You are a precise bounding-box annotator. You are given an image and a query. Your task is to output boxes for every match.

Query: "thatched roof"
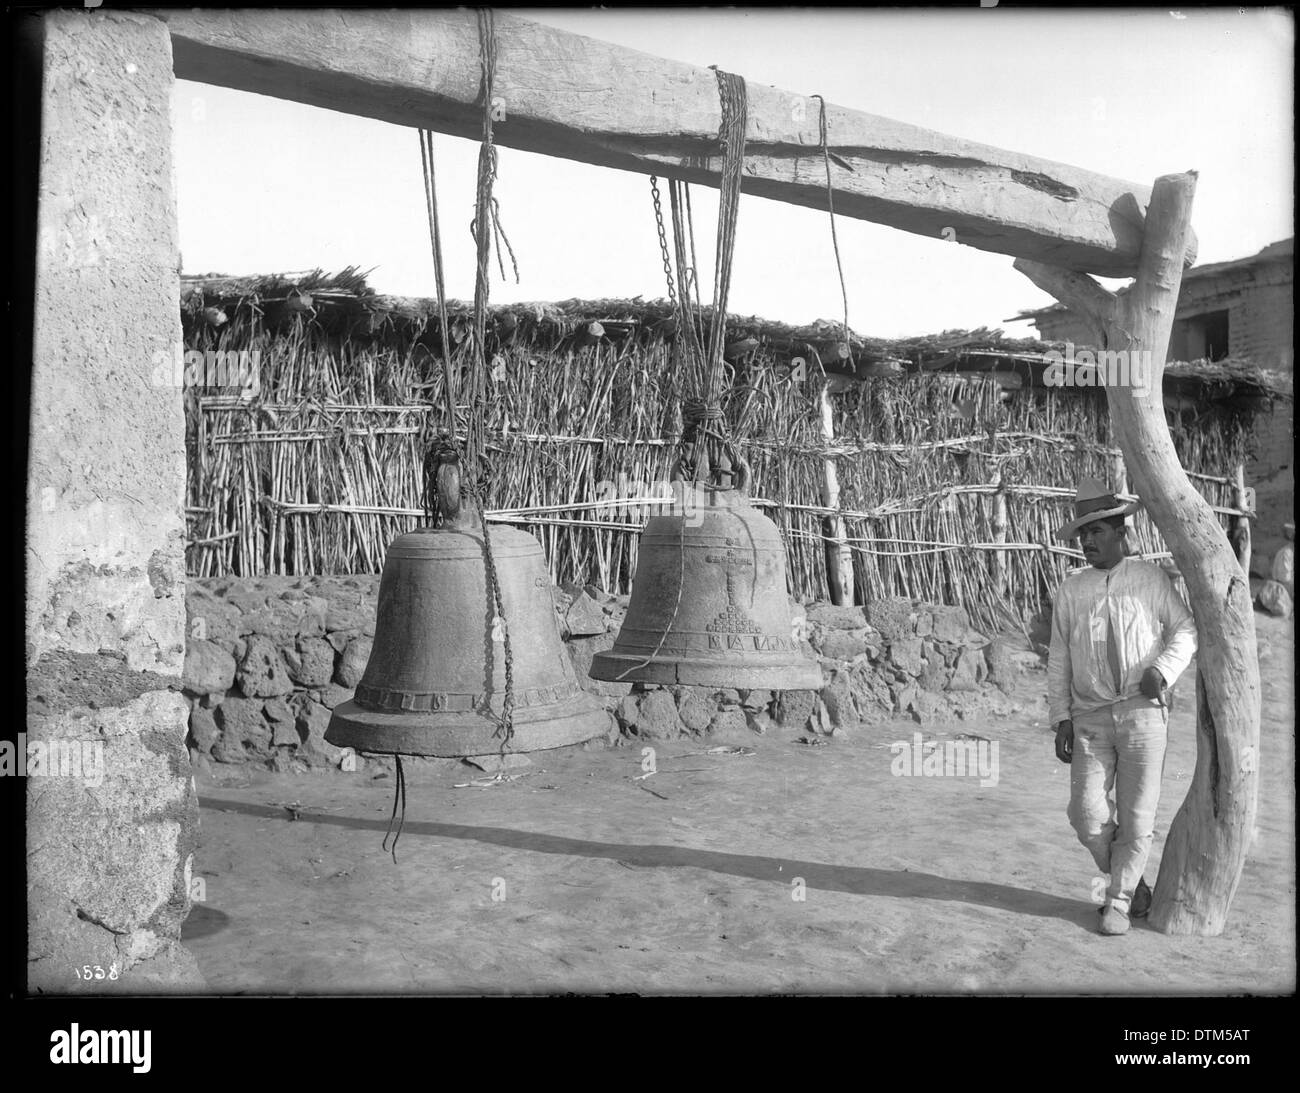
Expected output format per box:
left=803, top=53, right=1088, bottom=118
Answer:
left=180, top=268, right=1291, bottom=405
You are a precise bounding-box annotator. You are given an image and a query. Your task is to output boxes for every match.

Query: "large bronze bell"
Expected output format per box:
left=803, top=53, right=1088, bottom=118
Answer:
left=327, top=487, right=610, bottom=757
left=589, top=480, right=823, bottom=690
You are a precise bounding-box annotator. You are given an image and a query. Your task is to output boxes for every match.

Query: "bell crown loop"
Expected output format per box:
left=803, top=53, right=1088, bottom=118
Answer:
left=677, top=401, right=750, bottom=496
left=426, top=435, right=484, bottom=530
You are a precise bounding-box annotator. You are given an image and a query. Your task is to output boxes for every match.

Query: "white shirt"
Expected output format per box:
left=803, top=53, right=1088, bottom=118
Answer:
left=1047, top=556, right=1197, bottom=726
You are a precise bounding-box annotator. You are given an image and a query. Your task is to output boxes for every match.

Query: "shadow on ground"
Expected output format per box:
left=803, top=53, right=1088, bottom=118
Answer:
left=200, top=796, right=1092, bottom=924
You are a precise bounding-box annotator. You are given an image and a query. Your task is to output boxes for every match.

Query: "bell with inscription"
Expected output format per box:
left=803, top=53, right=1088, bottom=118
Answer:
left=589, top=465, right=822, bottom=690
left=327, top=470, right=610, bottom=757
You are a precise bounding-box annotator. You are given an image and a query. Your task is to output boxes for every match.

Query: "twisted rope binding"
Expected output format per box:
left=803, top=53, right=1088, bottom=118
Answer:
left=472, top=8, right=515, bottom=753
left=678, top=400, right=747, bottom=493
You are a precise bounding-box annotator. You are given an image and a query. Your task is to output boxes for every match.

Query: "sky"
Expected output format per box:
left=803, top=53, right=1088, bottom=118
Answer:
left=172, top=7, right=1294, bottom=339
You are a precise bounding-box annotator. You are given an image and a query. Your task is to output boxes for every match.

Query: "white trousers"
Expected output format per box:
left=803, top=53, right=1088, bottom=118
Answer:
left=1068, top=696, right=1168, bottom=913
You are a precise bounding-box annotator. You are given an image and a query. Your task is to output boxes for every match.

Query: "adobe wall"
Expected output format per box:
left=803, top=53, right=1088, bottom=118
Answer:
left=26, top=10, right=201, bottom=992
left=1248, top=403, right=1295, bottom=558
left=1229, top=282, right=1294, bottom=371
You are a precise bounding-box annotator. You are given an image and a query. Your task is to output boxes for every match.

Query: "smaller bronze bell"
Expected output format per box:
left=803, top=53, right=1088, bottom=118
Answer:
left=590, top=473, right=822, bottom=690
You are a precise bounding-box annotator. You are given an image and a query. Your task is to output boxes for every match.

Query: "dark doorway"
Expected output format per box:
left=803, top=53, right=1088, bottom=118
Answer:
left=1170, top=308, right=1232, bottom=362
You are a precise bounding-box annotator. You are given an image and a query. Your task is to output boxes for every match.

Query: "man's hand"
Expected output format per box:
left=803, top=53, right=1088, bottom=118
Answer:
left=1054, top=720, right=1074, bottom=764
left=1140, top=667, right=1167, bottom=705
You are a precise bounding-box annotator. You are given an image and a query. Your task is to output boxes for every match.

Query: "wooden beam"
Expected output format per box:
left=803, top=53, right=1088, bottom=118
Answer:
left=153, top=8, right=1195, bottom=277
left=1016, top=173, right=1260, bottom=937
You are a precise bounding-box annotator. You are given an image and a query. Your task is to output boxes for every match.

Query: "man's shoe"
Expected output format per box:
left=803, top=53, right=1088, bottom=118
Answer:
left=1099, top=904, right=1131, bottom=936
left=1131, top=878, right=1152, bottom=919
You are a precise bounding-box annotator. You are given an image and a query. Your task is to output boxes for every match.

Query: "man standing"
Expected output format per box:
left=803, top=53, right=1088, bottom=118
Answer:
left=1049, top=478, right=1198, bottom=936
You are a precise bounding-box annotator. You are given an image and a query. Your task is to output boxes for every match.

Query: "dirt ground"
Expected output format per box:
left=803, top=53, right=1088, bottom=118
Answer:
left=182, top=614, right=1294, bottom=995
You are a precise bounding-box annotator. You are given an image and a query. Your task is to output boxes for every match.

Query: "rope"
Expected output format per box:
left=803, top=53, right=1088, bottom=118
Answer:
left=381, top=754, right=406, bottom=863
left=403, top=11, right=515, bottom=778
left=478, top=493, right=515, bottom=753
left=705, top=67, right=747, bottom=400
left=464, top=8, right=522, bottom=474
left=812, top=95, right=851, bottom=355
left=668, top=180, right=708, bottom=384
left=417, top=128, right=460, bottom=521
left=646, top=70, right=747, bottom=489
left=472, top=8, right=515, bottom=752
left=467, top=7, right=498, bottom=483
left=490, top=197, right=520, bottom=285
left=684, top=183, right=703, bottom=314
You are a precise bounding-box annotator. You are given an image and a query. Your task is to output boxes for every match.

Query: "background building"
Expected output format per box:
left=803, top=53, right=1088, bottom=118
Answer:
left=1015, top=238, right=1294, bottom=557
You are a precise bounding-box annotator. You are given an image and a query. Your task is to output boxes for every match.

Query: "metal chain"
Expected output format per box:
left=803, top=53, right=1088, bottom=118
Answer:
left=652, top=175, right=706, bottom=423
left=649, top=176, right=678, bottom=309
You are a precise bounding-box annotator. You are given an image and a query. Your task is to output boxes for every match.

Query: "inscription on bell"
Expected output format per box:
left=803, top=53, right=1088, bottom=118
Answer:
left=709, top=633, right=794, bottom=652
left=704, top=551, right=753, bottom=568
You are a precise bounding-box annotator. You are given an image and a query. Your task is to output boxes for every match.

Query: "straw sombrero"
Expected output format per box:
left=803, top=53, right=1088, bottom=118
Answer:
left=1055, top=477, right=1143, bottom=540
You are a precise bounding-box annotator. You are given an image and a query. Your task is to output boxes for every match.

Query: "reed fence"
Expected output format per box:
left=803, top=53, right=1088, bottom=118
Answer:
left=183, top=314, right=1258, bottom=633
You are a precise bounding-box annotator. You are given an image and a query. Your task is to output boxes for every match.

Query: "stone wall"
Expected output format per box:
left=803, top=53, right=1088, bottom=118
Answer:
left=26, top=11, right=200, bottom=993
left=183, top=576, right=1027, bottom=771
left=184, top=574, right=379, bottom=774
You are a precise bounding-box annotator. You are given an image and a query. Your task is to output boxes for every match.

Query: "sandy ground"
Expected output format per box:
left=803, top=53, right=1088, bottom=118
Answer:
left=182, top=615, right=1294, bottom=995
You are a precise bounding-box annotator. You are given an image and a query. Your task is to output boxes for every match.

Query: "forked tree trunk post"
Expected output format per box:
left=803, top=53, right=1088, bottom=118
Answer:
left=1015, top=172, right=1260, bottom=936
